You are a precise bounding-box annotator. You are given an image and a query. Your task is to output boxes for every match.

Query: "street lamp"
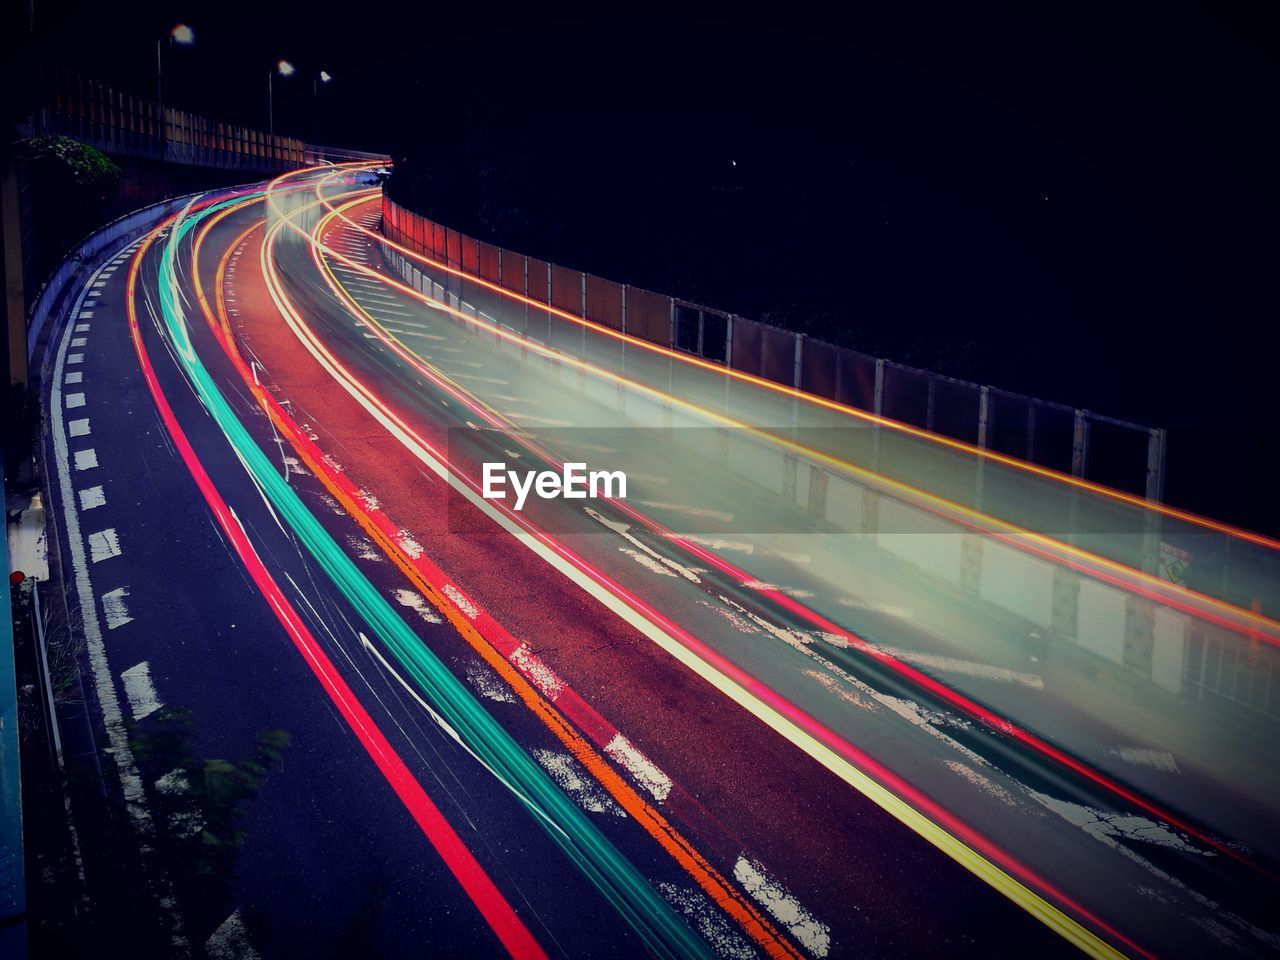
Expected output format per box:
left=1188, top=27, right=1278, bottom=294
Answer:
left=268, top=59, right=295, bottom=135
left=156, top=23, right=194, bottom=136
left=314, top=69, right=333, bottom=97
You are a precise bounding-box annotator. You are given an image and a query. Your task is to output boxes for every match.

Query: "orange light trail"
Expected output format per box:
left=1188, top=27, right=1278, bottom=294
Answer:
left=313, top=176, right=1280, bottom=555
left=262, top=167, right=1159, bottom=958
left=292, top=183, right=1280, bottom=647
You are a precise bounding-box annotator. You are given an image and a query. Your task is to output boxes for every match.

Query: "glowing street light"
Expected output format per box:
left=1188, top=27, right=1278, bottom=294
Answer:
left=156, top=23, right=195, bottom=135
left=268, top=60, right=296, bottom=135
left=314, top=69, right=333, bottom=96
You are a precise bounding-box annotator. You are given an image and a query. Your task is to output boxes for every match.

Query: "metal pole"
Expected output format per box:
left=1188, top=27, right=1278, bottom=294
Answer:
left=1071, top=409, right=1091, bottom=477
left=977, top=385, right=991, bottom=449
left=156, top=38, right=163, bottom=132
left=32, top=581, right=63, bottom=768
left=268, top=70, right=273, bottom=135
left=1145, top=427, right=1167, bottom=503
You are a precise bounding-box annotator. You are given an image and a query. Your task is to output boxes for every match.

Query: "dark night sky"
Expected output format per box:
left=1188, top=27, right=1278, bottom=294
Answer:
left=12, top=3, right=1280, bottom=532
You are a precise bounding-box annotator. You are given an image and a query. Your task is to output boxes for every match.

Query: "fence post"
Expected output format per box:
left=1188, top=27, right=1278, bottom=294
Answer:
left=1026, top=401, right=1037, bottom=462
left=725, top=315, right=733, bottom=367
left=1071, top=409, right=1091, bottom=477
left=873, top=358, right=885, bottom=417
left=793, top=334, right=804, bottom=389
left=978, top=385, right=991, bottom=448
left=1146, top=427, right=1167, bottom=503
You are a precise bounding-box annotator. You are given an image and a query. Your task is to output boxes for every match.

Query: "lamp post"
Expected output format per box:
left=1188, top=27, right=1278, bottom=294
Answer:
left=156, top=23, right=194, bottom=140
left=310, top=70, right=333, bottom=140
left=268, top=59, right=295, bottom=135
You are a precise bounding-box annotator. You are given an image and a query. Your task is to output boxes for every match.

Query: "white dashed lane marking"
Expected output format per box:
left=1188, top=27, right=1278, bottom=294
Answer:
left=65, top=392, right=85, bottom=408
left=101, top=587, right=134, bottom=630
left=120, top=661, right=162, bottom=720
left=78, top=486, right=106, bottom=510
left=73, top=449, right=98, bottom=470
left=87, top=528, right=122, bottom=563
left=71, top=338, right=87, bottom=347
left=68, top=418, right=91, bottom=437
left=68, top=354, right=84, bottom=364
left=64, top=371, right=82, bottom=384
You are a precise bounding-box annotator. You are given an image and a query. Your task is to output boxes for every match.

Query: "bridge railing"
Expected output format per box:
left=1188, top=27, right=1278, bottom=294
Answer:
left=27, top=67, right=307, bottom=173
left=380, top=196, right=1166, bottom=502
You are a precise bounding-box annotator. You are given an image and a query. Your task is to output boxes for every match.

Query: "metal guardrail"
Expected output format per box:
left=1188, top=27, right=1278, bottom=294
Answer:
left=305, top=144, right=391, bottom=165
left=381, top=197, right=1167, bottom=500
left=28, top=67, right=305, bottom=173
left=22, top=68, right=390, bottom=176
left=25, top=192, right=206, bottom=366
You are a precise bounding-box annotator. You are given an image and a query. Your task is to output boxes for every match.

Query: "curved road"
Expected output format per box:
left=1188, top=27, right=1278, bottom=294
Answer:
left=33, top=164, right=1280, bottom=958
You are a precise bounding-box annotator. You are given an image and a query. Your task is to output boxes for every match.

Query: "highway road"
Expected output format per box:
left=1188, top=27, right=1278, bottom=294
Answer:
left=33, top=163, right=1280, bottom=958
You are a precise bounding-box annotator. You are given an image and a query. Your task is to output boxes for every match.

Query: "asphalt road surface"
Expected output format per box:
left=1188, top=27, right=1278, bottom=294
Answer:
left=32, top=164, right=1280, bottom=959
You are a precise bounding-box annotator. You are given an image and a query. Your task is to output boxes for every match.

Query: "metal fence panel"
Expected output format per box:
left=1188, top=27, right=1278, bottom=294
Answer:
left=461, top=235, right=480, bottom=274
left=760, top=325, right=798, bottom=387
left=731, top=317, right=766, bottom=378
left=931, top=377, right=982, bottom=444
left=445, top=228, right=462, bottom=269
left=551, top=264, right=583, bottom=315
left=478, top=242, right=501, bottom=283
left=501, top=250, right=527, bottom=294
left=626, top=287, right=672, bottom=347
left=986, top=388, right=1035, bottom=461
left=701, top=311, right=729, bottom=363
left=882, top=362, right=931, bottom=426
left=585, top=275, right=624, bottom=331
left=674, top=303, right=700, bottom=353
left=526, top=257, right=550, bottom=303
left=835, top=348, right=879, bottom=411
left=801, top=337, right=839, bottom=400
left=1085, top=418, right=1151, bottom=496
